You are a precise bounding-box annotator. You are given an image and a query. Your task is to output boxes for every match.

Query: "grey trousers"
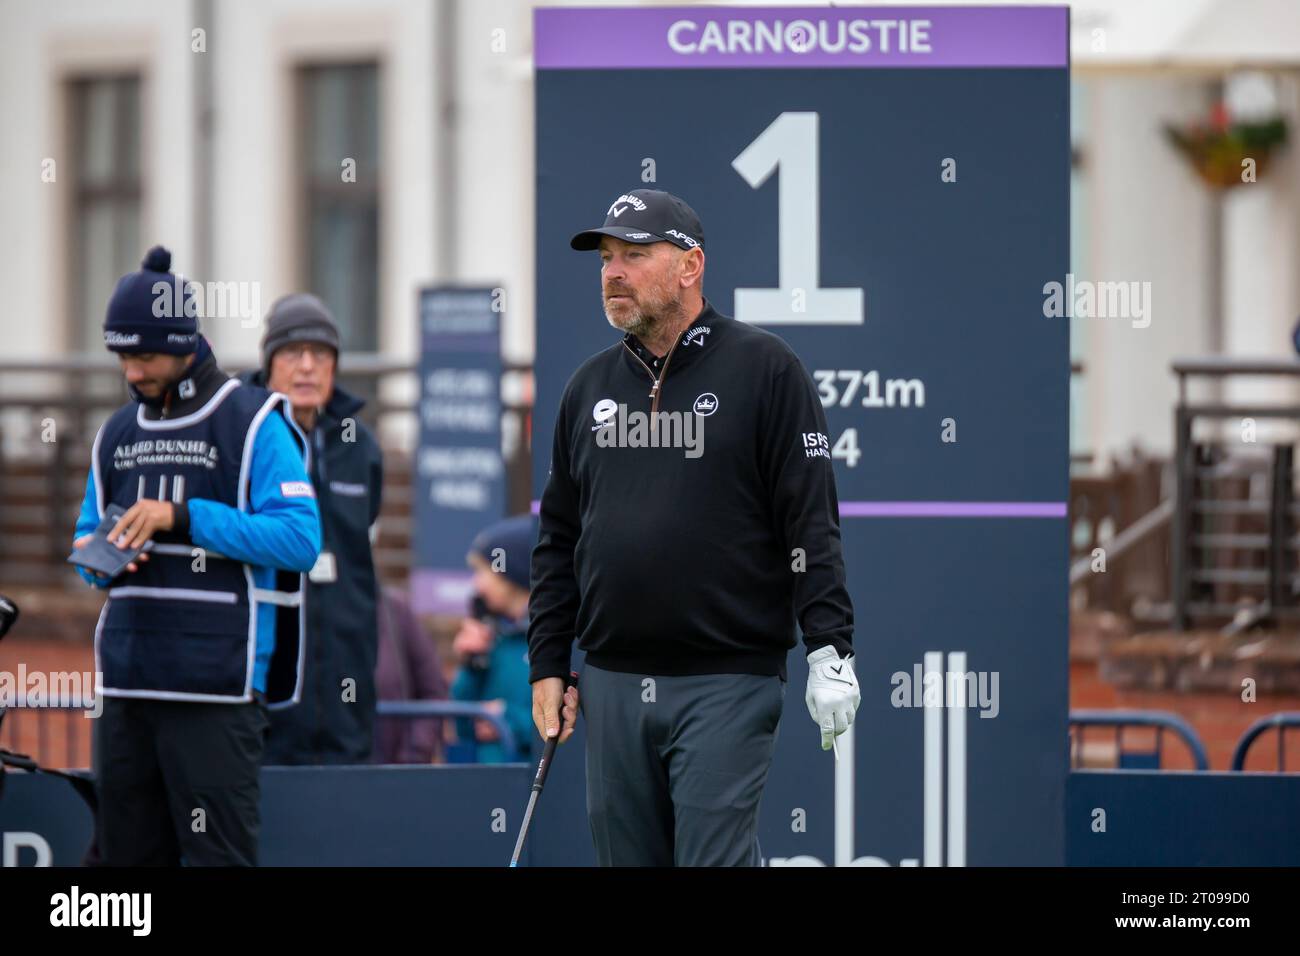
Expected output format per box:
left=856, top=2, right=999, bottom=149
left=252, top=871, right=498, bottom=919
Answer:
left=580, top=662, right=785, bottom=867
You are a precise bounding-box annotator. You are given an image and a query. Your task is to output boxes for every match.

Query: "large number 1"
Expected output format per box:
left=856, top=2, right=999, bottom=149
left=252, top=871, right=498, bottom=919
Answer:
left=731, top=112, right=865, bottom=326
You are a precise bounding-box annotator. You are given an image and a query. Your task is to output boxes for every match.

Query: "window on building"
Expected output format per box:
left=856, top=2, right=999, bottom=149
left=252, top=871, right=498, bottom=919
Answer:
left=70, top=75, right=142, bottom=352
left=299, top=63, right=381, bottom=353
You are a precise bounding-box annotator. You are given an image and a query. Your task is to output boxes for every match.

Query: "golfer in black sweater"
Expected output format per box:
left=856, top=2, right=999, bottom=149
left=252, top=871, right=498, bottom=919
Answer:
left=529, top=189, right=859, bottom=866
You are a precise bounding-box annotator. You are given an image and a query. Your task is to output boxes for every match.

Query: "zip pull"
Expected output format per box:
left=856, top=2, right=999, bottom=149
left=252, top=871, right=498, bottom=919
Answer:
left=649, top=335, right=681, bottom=416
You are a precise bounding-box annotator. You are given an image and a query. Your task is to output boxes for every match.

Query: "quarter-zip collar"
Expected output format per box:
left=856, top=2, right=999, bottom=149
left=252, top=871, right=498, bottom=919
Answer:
left=619, top=298, right=727, bottom=413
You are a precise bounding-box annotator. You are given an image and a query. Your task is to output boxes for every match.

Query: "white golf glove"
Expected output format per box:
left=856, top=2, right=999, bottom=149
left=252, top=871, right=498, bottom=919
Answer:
left=805, top=645, right=860, bottom=751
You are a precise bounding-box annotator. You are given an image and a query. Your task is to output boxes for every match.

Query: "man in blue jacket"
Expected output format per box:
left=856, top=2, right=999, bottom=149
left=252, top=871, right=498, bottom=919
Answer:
left=72, top=247, right=321, bottom=866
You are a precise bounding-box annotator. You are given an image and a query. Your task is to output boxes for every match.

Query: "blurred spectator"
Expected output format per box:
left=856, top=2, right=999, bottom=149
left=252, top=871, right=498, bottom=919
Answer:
left=373, top=586, right=448, bottom=764
left=247, top=294, right=384, bottom=765
left=450, top=515, right=537, bottom=763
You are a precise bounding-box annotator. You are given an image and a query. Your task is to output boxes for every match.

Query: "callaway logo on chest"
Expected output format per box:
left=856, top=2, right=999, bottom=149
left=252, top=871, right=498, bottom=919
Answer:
left=682, top=325, right=710, bottom=347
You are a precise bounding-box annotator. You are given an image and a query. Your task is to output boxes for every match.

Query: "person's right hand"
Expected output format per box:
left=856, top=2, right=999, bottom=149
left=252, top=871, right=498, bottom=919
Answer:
left=531, top=677, right=578, bottom=744
left=73, top=533, right=149, bottom=576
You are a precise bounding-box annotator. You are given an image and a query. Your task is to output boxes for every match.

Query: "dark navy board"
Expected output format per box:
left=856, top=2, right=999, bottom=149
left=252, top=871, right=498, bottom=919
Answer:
left=7, top=765, right=1300, bottom=866
left=535, top=69, right=1069, bottom=500
left=0, top=767, right=529, bottom=867
left=1066, top=771, right=1300, bottom=867
left=258, top=764, right=530, bottom=866
left=759, top=519, right=1069, bottom=865
left=412, top=287, right=506, bottom=615
left=536, top=60, right=1069, bottom=864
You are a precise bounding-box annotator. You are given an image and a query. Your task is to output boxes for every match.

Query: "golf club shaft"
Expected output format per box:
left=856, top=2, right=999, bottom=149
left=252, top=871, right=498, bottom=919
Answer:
left=509, top=669, right=579, bottom=866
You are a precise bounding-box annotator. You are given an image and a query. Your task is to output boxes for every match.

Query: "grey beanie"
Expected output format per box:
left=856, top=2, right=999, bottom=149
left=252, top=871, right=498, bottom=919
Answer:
left=260, top=293, right=341, bottom=373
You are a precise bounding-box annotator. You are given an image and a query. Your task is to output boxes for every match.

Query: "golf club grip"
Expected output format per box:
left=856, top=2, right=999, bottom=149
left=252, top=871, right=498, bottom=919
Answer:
left=531, top=669, right=579, bottom=791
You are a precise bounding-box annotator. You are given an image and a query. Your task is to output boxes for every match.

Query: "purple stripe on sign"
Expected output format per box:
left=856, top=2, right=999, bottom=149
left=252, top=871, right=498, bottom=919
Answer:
left=534, top=6, right=1068, bottom=70
left=839, top=501, right=1067, bottom=518
left=528, top=499, right=1066, bottom=518
left=409, top=568, right=476, bottom=616
left=418, top=333, right=500, bottom=353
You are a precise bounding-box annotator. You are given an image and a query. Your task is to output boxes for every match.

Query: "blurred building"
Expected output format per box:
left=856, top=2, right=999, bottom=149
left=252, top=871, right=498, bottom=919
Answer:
left=2, top=0, right=1299, bottom=467
left=0, top=0, right=542, bottom=460
left=1069, top=0, right=1300, bottom=465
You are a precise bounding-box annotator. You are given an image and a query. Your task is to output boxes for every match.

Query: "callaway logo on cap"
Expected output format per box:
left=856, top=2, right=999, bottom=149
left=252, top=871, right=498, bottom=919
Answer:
left=570, top=189, right=705, bottom=253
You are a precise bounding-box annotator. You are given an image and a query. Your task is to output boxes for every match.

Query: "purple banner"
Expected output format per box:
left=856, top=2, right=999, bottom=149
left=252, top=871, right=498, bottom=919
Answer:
left=410, top=568, right=476, bottom=616
left=534, top=5, right=1068, bottom=70
left=531, top=499, right=1067, bottom=518
left=838, top=501, right=1067, bottom=518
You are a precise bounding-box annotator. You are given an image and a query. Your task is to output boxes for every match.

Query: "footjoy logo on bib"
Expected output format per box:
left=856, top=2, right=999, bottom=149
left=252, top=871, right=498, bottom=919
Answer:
left=280, top=481, right=316, bottom=498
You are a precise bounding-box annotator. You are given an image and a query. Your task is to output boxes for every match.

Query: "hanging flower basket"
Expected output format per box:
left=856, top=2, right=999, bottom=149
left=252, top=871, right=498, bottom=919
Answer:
left=1164, top=103, right=1288, bottom=190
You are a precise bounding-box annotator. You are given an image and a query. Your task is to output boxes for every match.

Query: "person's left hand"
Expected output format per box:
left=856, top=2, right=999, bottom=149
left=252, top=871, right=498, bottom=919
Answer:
left=108, top=499, right=175, bottom=551
left=453, top=618, right=494, bottom=658
left=805, top=646, right=860, bottom=751
left=73, top=532, right=149, bottom=577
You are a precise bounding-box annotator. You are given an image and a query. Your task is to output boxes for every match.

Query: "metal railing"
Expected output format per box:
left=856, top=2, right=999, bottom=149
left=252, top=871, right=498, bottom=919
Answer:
left=1069, top=498, right=1173, bottom=587
left=0, top=354, right=535, bottom=585
left=1230, top=712, right=1300, bottom=772
left=1069, top=709, right=1210, bottom=771
left=1, top=697, right=518, bottom=769
left=375, top=699, right=519, bottom=759
left=1170, top=358, right=1300, bottom=630
left=0, top=701, right=94, bottom=771
left=1068, top=451, right=1171, bottom=617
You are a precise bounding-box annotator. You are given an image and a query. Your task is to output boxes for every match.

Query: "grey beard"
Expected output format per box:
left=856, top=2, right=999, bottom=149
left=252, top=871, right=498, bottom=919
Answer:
left=604, top=295, right=684, bottom=341
left=606, top=306, right=656, bottom=339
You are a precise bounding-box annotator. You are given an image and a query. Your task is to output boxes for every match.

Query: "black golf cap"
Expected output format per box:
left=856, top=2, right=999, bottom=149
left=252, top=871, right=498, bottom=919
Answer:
left=570, top=189, right=704, bottom=252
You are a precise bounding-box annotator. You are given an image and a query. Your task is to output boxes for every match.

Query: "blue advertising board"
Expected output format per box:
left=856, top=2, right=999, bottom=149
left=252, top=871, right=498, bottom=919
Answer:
left=411, top=286, right=506, bottom=615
